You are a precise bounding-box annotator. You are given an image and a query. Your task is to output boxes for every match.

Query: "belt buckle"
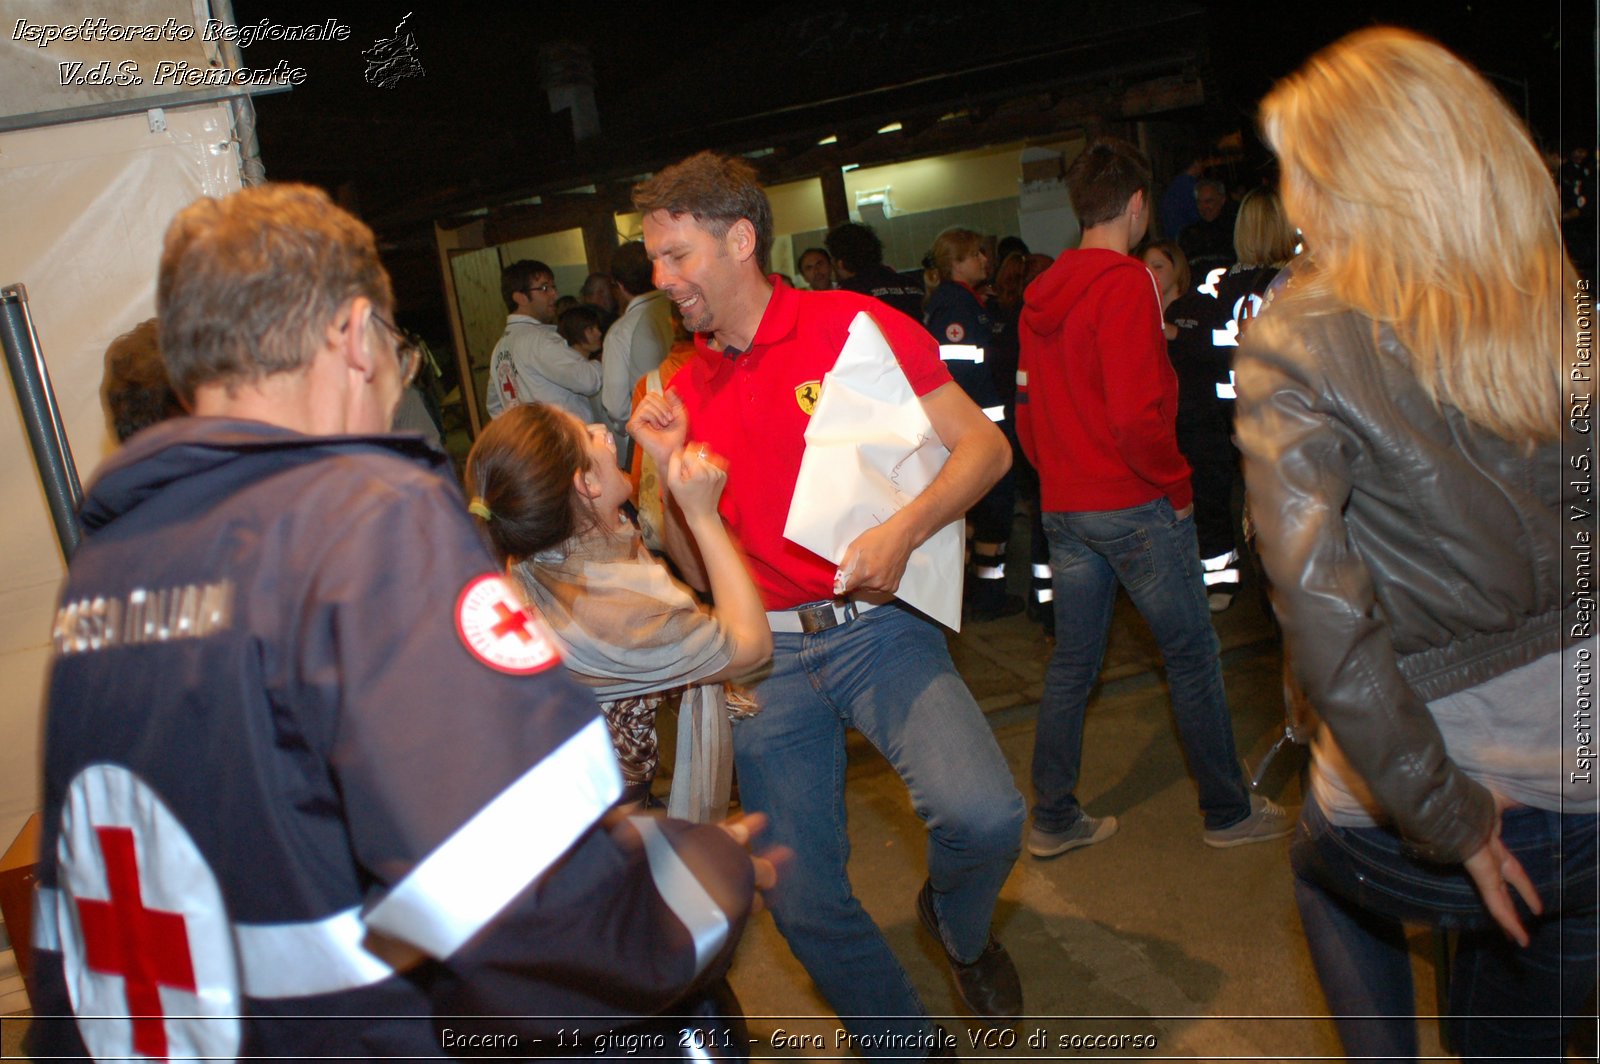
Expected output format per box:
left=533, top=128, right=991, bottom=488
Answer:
left=796, top=600, right=858, bottom=633
left=796, top=602, right=836, bottom=633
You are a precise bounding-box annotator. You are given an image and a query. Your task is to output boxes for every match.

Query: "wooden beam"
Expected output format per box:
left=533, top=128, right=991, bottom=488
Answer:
left=753, top=74, right=1195, bottom=189
left=819, top=167, right=850, bottom=230
left=1117, top=75, right=1205, bottom=117
left=581, top=208, right=620, bottom=275
left=483, top=194, right=605, bottom=246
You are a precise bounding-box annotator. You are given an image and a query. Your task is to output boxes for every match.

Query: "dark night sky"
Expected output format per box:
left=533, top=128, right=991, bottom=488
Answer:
left=227, top=0, right=1591, bottom=336
left=231, top=0, right=1588, bottom=203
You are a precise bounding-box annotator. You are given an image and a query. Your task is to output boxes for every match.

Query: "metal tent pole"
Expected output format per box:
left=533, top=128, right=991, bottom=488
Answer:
left=1, top=284, right=83, bottom=561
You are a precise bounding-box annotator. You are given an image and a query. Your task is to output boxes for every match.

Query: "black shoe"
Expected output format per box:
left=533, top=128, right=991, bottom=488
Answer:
left=916, top=879, right=1022, bottom=1023
left=965, top=593, right=1025, bottom=623
left=1025, top=595, right=1055, bottom=637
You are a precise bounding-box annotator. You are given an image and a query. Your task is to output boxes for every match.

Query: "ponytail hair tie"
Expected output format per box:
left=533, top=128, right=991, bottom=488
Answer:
left=468, top=497, right=494, bottom=521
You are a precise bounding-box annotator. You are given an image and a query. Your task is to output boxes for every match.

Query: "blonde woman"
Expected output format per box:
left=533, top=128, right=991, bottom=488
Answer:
left=925, top=227, right=1019, bottom=620
left=1185, top=188, right=1298, bottom=611
left=1237, top=28, right=1594, bottom=1060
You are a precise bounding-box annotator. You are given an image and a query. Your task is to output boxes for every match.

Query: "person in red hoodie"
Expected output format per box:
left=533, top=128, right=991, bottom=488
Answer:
left=1016, top=137, right=1291, bottom=857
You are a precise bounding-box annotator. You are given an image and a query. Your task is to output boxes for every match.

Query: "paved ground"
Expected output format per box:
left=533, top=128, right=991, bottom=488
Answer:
left=715, top=507, right=1600, bottom=1061
left=0, top=530, right=1485, bottom=1061
left=718, top=549, right=1448, bottom=1061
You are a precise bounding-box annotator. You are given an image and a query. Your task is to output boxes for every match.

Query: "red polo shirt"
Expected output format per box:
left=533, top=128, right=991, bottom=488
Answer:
left=671, top=281, right=951, bottom=610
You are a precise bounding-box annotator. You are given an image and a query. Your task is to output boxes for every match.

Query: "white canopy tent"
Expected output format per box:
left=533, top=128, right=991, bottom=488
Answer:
left=0, top=0, right=260, bottom=970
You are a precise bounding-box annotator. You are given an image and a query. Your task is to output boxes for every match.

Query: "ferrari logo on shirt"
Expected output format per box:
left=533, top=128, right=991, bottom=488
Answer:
left=795, top=380, right=822, bottom=415
left=455, top=574, right=561, bottom=674
left=945, top=322, right=966, bottom=343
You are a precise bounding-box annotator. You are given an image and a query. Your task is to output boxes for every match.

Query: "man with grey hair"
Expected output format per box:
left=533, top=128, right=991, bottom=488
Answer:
left=27, top=183, right=766, bottom=1061
left=1179, top=176, right=1237, bottom=277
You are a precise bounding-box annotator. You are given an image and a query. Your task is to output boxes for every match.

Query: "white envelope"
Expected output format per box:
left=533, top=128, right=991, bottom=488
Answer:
left=783, top=312, right=964, bottom=630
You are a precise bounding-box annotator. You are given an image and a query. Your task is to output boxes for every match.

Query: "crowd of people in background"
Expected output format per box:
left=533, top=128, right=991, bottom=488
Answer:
left=477, top=147, right=1312, bottom=645
left=56, top=23, right=1597, bottom=1064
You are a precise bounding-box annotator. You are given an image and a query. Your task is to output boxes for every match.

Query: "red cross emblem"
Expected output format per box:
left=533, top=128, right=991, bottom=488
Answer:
left=55, top=764, right=241, bottom=1060
left=76, top=827, right=196, bottom=1060
left=455, top=573, right=561, bottom=674
left=490, top=601, right=535, bottom=643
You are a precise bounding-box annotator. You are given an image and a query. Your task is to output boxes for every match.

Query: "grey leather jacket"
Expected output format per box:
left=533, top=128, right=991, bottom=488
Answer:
left=1236, top=284, right=1579, bottom=863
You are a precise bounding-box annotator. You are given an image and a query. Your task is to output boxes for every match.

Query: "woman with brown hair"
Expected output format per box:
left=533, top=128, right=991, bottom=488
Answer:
left=1237, top=27, right=1594, bottom=1060
left=1138, top=240, right=1189, bottom=328
left=465, top=403, right=771, bottom=813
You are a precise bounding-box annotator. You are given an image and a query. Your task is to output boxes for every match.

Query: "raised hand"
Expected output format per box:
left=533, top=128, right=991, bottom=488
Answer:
left=628, top=391, right=688, bottom=469
left=666, top=443, right=728, bottom=521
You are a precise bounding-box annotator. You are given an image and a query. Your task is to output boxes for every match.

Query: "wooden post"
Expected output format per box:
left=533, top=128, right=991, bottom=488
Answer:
left=820, top=167, right=850, bottom=230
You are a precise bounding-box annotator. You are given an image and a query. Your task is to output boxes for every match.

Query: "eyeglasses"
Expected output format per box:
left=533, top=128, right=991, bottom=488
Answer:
left=370, top=311, right=422, bottom=388
left=525, top=283, right=557, bottom=294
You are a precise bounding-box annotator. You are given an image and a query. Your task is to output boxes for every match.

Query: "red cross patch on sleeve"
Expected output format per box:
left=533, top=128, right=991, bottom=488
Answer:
left=945, top=322, right=966, bottom=343
left=455, top=574, right=562, bottom=674
left=54, top=764, right=241, bottom=1060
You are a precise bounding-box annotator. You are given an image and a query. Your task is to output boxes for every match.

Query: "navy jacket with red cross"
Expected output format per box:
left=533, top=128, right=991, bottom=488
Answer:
left=923, top=280, right=1003, bottom=422
left=27, top=418, right=753, bottom=1061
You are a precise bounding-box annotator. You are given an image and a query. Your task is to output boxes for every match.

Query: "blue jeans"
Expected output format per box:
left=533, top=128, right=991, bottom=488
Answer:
left=1032, top=499, right=1251, bottom=831
left=735, top=603, right=1024, bottom=1052
left=1293, top=795, right=1598, bottom=1062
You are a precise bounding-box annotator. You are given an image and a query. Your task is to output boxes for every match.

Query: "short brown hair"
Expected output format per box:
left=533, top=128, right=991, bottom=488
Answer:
left=557, top=304, right=604, bottom=348
left=1066, top=138, right=1152, bottom=230
left=101, top=318, right=184, bottom=442
left=501, top=259, right=553, bottom=312
left=157, top=184, right=392, bottom=405
left=632, top=151, right=774, bottom=272
left=610, top=241, right=654, bottom=296
left=825, top=222, right=884, bottom=273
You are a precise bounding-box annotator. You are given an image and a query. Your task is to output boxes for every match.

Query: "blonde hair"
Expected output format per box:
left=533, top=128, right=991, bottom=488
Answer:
left=1232, top=188, right=1297, bottom=268
left=931, top=227, right=983, bottom=281
left=1260, top=26, right=1577, bottom=441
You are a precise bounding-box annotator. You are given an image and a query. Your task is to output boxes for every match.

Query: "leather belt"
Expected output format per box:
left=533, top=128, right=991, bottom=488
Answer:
left=766, top=599, right=880, bottom=634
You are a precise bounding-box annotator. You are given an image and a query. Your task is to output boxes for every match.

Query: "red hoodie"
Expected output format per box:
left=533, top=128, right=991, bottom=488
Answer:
left=1017, top=248, right=1193, bottom=512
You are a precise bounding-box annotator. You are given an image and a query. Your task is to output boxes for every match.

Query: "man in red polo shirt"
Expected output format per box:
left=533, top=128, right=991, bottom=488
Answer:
left=629, top=152, right=1025, bottom=1052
